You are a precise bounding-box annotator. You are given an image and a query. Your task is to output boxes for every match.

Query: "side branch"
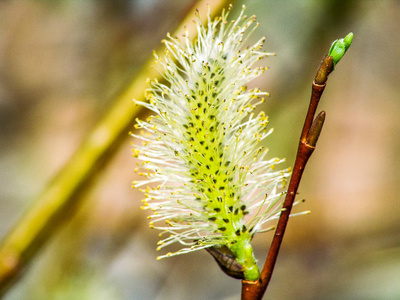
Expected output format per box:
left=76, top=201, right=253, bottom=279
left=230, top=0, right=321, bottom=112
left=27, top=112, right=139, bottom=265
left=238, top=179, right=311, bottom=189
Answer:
left=241, top=55, right=334, bottom=300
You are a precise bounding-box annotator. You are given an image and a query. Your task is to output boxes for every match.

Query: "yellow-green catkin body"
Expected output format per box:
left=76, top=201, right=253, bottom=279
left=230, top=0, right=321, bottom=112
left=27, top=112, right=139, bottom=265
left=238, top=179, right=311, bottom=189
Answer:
left=180, top=58, right=260, bottom=279
left=132, top=6, right=290, bottom=281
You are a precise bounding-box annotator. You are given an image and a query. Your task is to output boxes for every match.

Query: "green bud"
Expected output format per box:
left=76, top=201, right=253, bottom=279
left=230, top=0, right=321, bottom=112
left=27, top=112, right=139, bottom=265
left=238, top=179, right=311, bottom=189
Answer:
left=328, top=32, right=353, bottom=67
left=343, top=32, right=354, bottom=49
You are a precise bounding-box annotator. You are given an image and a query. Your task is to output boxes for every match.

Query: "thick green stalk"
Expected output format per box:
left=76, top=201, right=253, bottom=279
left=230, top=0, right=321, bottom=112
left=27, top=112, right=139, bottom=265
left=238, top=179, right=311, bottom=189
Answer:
left=0, top=0, right=231, bottom=295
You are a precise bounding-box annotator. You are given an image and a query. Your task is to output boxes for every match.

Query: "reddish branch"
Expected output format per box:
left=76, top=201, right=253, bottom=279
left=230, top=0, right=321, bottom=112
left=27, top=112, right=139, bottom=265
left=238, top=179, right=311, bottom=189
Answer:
left=241, top=55, right=334, bottom=300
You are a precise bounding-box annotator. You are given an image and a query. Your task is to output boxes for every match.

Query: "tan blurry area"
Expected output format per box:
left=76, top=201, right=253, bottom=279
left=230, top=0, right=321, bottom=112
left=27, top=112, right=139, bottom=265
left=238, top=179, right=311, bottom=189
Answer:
left=0, top=1, right=399, bottom=299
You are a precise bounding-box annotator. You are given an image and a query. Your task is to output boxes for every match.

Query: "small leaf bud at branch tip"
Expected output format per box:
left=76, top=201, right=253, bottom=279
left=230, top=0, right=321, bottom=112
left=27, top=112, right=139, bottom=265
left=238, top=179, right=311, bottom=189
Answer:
left=343, top=32, right=353, bottom=49
left=328, top=32, right=353, bottom=68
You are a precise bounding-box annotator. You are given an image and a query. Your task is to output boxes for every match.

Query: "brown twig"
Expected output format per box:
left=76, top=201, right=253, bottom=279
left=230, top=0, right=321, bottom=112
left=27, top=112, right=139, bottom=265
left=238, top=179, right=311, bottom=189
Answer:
left=241, top=55, right=334, bottom=300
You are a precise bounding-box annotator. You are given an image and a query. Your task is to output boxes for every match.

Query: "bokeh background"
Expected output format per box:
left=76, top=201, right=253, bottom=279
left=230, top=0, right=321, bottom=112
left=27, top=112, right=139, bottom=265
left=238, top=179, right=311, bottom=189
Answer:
left=1, top=0, right=399, bottom=299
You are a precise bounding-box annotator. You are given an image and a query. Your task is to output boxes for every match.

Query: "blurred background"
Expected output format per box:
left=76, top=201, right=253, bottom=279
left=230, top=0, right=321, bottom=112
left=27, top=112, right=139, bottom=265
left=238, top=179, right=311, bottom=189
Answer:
left=0, top=0, right=399, bottom=299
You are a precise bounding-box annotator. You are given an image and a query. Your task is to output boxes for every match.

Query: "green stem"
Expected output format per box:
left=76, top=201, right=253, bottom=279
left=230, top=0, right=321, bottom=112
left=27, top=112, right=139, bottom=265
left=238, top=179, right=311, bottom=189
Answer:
left=231, top=235, right=259, bottom=281
left=0, top=1, right=231, bottom=295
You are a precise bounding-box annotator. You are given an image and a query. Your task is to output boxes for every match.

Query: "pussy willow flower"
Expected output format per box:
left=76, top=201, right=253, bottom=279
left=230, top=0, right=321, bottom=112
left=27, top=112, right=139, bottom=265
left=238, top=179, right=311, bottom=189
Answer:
left=132, top=5, right=291, bottom=280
